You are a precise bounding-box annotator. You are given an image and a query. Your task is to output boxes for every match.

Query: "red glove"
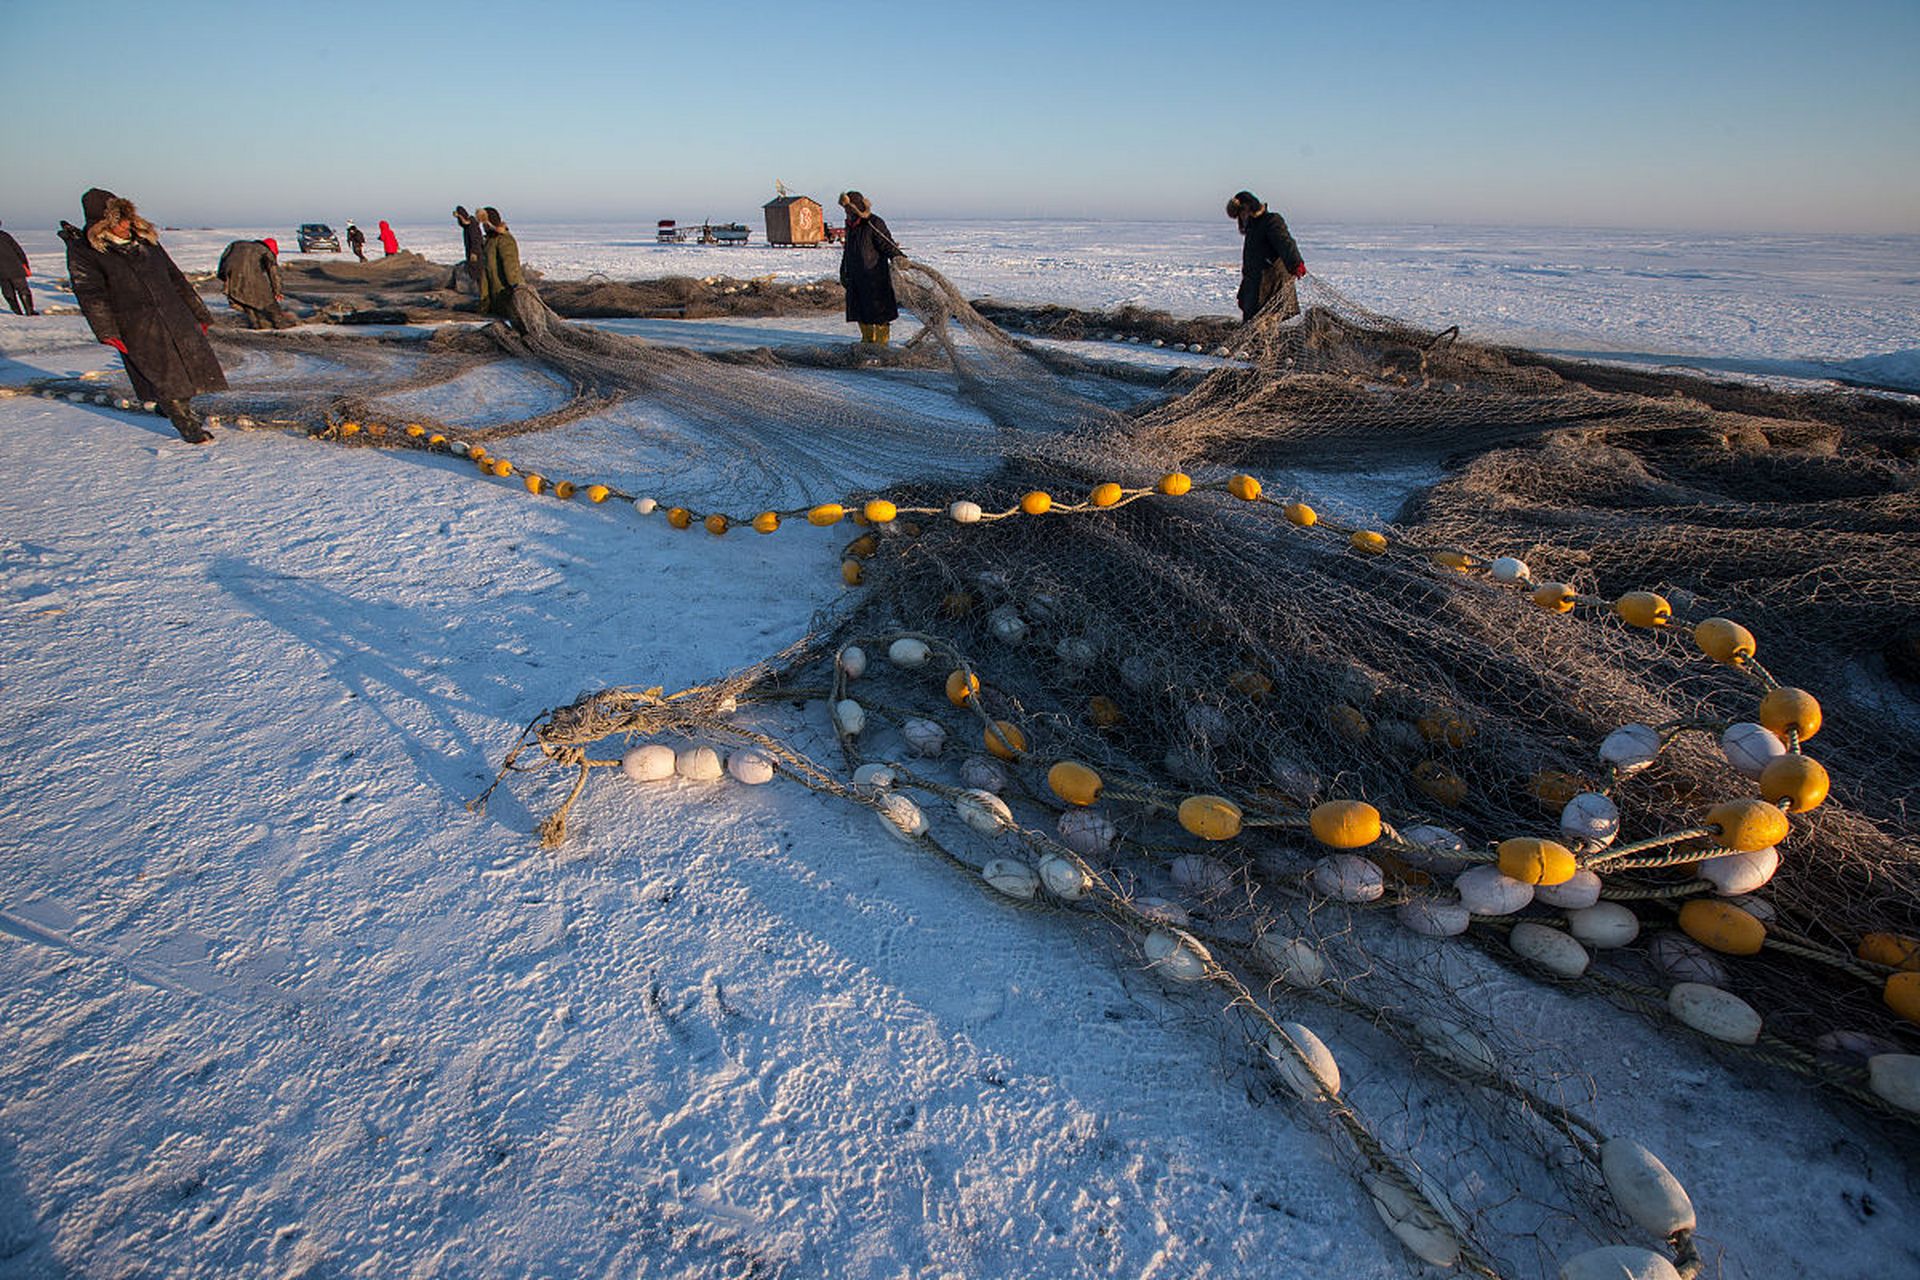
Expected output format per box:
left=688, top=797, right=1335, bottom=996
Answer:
left=199, top=323, right=209, bottom=334
left=1292, top=262, right=1308, bottom=277
left=103, top=337, right=128, bottom=354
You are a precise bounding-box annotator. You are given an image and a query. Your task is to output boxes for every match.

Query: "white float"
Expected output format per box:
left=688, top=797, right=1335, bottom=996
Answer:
left=887, top=637, right=930, bottom=669
left=1454, top=864, right=1534, bottom=916
left=1490, top=556, right=1530, bottom=584
left=837, top=645, right=867, bottom=678
left=1649, top=931, right=1728, bottom=985
left=1814, top=1029, right=1900, bottom=1062
left=1170, top=853, right=1232, bottom=897
left=1412, top=1017, right=1499, bottom=1075
left=1364, top=1173, right=1461, bottom=1269
left=982, top=858, right=1039, bottom=899
left=1256, top=933, right=1326, bottom=987
left=1397, top=898, right=1471, bottom=938
left=1559, top=793, right=1621, bottom=853
left=1567, top=901, right=1640, bottom=948
left=832, top=699, right=866, bottom=737
left=1699, top=846, right=1779, bottom=895
left=1721, top=721, right=1787, bottom=778
left=1057, top=808, right=1116, bottom=855
left=675, top=746, right=724, bottom=781
left=960, top=755, right=1007, bottom=793
left=726, top=750, right=775, bottom=785
left=1668, top=982, right=1763, bottom=1044
left=1313, top=855, right=1385, bottom=903
left=876, top=793, right=928, bottom=841
left=988, top=606, right=1028, bottom=646
left=634, top=497, right=658, bottom=515
left=1037, top=853, right=1090, bottom=900
left=1867, top=1054, right=1920, bottom=1114
left=1266, top=1023, right=1341, bottom=1100
left=1399, top=824, right=1468, bottom=865
left=1143, top=928, right=1210, bottom=982
left=1511, top=922, right=1590, bottom=977
left=621, top=744, right=677, bottom=782
left=1536, top=867, right=1603, bottom=910
left=954, top=788, right=1014, bottom=834
left=1600, top=724, right=1662, bottom=772
left=851, top=762, right=896, bottom=794
left=900, top=718, right=947, bottom=757
left=1055, top=636, right=1098, bottom=667
left=1599, top=1138, right=1696, bottom=1238
left=949, top=500, right=983, bottom=524
left=1558, top=1247, right=1682, bottom=1280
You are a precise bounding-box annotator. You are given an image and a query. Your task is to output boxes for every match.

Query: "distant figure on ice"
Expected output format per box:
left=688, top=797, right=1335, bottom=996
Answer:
left=837, top=191, right=904, bottom=346
left=63, top=188, right=227, bottom=444
left=217, top=236, right=295, bottom=329
left=454, top=206, right=485, bottom=294
left=0, top=221, right=35, bottom=316
left=346, top=220, right=367, bottom=261
left=377, top=219, right=399, bottom=256
left=477, top=207, right=525, bottom=328
left=1226, top=190, right=1306, bottom=323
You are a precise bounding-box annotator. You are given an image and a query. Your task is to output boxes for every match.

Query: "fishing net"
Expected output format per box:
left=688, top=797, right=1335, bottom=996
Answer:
left=18, top=251, right=1920, bottom=1277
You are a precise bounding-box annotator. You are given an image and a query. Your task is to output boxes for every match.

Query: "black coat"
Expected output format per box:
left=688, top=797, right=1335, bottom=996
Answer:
left=839, top=214, right=901, bottom=324
left=0, top=230, right=26, bottom=280
left=64, top=225, right=227, bottom=402
left=462, top=219, right=486, bottom=265
left=1237, top=208, right=1303, bottom=319
left=217, top=239, right=281, bottom=309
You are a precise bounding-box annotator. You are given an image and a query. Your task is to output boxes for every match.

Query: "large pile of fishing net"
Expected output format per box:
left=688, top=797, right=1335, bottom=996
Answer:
left=46, top=256, right=1919, bottom=1278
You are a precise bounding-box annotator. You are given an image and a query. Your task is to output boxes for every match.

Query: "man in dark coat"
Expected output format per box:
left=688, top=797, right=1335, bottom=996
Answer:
left=64, top=188, right=228, bottom=444
left=217, top=237, right=295, bottom=329
left=346, top=221, right=367, bottom=261
left=837, top=190, right=905, bottom=345
left=454, top=207, right=486, bottom=295
left=1226, top=190, right=1306, bottom=323
left=0, top=221, right=35, bottom=316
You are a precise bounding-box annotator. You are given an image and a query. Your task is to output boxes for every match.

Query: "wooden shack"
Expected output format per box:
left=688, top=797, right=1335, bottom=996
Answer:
left=763, top=194, right=825, bottom=246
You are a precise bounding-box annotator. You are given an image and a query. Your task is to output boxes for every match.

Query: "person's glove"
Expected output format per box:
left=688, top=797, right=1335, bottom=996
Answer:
left=103, top=337, right=127, bottom=354
left=199, top=323, right=209, bottom=334
left=1293, top=262, right=1308, bottom=277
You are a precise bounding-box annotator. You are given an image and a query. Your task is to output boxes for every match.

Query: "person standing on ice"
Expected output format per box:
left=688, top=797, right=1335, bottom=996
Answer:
left=377, top=219, right=399, bottom=256
left=346, top=220, right=367, bottom=261
left=454, top=206, right=486, bottom=294
left=477, top=206, right=525, bottom=327
left=217, top=236, right=295, bottom=329
left=0, top=221, right=35, bottom=316
left=1226, top=190, right=1306, bottom=323
left=837, top=191, right=905, bottom=346
left=63, top=188, right=227, bottom=444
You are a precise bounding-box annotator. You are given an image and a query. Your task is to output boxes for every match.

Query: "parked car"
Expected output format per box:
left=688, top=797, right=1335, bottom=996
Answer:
left=297, top=223, right=340, bottom=253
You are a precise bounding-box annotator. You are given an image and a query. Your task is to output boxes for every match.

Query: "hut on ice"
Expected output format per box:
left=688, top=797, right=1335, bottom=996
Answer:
left=763, top=192, right=825, bottom=246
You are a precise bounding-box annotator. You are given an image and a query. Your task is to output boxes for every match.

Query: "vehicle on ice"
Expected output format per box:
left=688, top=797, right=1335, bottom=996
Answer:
left=297, top=223, right=341, bottom=253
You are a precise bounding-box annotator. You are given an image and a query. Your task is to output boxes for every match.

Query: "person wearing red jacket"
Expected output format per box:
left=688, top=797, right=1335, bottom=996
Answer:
left=0, top=220, right=34, bottom=316
left=377, top=219, right=399, bottom=256
left=1227, top=190, right=1307, bottom=323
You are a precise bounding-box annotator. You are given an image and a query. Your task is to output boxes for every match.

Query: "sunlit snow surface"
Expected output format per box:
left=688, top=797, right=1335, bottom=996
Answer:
left=1, top=221, right=1917, bottom=1279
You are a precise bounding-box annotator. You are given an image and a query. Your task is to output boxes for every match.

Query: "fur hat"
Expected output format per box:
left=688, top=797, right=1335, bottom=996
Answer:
left=838, top=191, right=871, bottom=218
left=480, top=207, right=507, bottom=231
left=1225, top=191, right=1263, bottom=219
left=85, top=191, right=158, bottom=250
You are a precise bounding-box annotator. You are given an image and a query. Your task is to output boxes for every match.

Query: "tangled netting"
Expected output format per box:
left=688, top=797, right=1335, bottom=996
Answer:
left=30, top=253, right=1919, bottom=1277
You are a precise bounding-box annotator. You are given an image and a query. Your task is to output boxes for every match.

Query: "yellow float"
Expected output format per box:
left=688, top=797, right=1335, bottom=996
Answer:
left=1047, top=761, right=1104, bottom=807
left=1496, top=837, right=1577, bottom=886
left=1758, top=754, right=1828, bottom=812
left=1179, top=794, right=1244, bottom=841
left=1310, top=800, right=1382, bottom=849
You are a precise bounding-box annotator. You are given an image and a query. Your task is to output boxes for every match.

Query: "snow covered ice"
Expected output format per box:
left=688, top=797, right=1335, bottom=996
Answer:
left=2, top=220, right=1917, bottom=1278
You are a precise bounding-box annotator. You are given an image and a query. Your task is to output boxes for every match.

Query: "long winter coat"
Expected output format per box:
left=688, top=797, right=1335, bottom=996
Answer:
left=216, top=239, right=281, bottom=309
left=64, top=222, right=226, bottom=403
left=480, top=228, right=523, bottom=316
left=0, top=229, right=26, bottom=280
left=461, top=218, right=486, bottom=267
left=839, top=215, right=901, bottom=324
left=1236, top=207, right=1304, bottom=321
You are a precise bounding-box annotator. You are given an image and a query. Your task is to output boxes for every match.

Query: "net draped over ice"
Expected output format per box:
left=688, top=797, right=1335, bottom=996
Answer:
left=55, top=258, right=1919, bottom=1277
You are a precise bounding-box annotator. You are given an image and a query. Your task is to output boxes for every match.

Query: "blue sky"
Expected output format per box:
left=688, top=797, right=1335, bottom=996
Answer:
left=4, top=0, right=1917, bottom=232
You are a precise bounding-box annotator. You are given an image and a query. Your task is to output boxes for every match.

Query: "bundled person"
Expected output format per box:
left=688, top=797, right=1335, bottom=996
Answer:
left=216, top=236, right=295, bottom=329
left=63, top=188, right=227, bottom=444
left=477, top=206, right=525, bottom=330
left=454, top=206, right=486, bottom=294
left=1226, top=190, right=1306, bottom=323
left=0, top=220, right=35, bottom=316
left=837, top=190, right=905, bottom=346
left=346, top=220, right=367, bottom=261
left=377, top=219, right=399, bottom=256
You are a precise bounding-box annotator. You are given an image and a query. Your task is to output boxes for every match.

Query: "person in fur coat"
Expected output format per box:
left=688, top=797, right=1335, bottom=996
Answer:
left=63, top=188, right=227, bottom=443
left=0, top=221, right=34, bottom=316
left=837, top=191, right=906, bottom=346
left=217, top=237, right=294, bottom=329
left=1226, top=190, right=1306, bottom=323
